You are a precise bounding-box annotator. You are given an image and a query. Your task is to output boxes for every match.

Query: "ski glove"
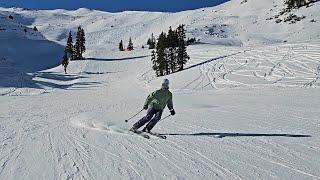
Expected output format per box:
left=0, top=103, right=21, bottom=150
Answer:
left=170, top=109, right=176, bottom=116
left=143, top=105, right=148, bottom=110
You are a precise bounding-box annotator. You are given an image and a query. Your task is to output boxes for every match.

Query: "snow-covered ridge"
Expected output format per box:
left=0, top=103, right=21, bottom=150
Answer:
left=1, top=0, right=320, bottom=47
left=0, top=0, right=319, bottom=92
left=0, top=0, right=319, bottom=91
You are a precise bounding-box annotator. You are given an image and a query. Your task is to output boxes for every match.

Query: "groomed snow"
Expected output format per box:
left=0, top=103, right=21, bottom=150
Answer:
left=0, top=0, right=320, bottom=179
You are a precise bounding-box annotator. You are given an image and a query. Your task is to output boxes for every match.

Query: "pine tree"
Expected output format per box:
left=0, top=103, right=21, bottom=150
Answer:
left=148, top=33, right=156, bottom=49
left=285, top=0, right=295, bottom=9
left=151, top=50, right=160, bottom=76
left=75, top=27, right=81, bottom=60
left=147, top=38, right=151, bottom=45
left=176, top=24, right=190, bottom=71
left=74, top=26, right=86, bottom=59
left=127, top=37, right=134, bottom=51
left=296, top=0, right=306, bottom=8
left=80, top=27, right=86, bottom=57
left=119, top=40, right=124, bottom=51
left=151, top=26, right=189, bottom=76
left=61, top=52, right=69, bottom=74
left=285, top=0, right=306, bottom=9
left=72, top=44, right=77, bottom=60
left=155, top=32, right=167, bottom=76
left=65, top=31, right=73, bottom=60
left=167, top=26, right=179, bottom=73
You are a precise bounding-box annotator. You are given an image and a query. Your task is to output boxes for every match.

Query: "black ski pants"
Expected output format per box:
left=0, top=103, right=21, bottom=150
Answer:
left=133, top=108, right=163, bottom=131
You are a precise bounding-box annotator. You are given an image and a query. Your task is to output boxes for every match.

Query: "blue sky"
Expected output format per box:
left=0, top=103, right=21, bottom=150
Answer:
left=0, top=0, right=228, bottom=12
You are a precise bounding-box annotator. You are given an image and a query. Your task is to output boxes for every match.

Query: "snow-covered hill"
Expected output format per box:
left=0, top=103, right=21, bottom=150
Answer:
left=0, top=0, right=319, bottom=91
left=0, top=0, right=320, bottom=179
left=2, top=0, right=320, bottom=47
left=0, top=10, right=63, bottom=92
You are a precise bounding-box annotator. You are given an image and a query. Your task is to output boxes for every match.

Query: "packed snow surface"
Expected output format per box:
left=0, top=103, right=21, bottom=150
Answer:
left=1, top=0, right=320, bottom=179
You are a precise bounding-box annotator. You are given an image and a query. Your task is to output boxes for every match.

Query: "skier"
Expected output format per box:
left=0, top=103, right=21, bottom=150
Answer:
left=61, top=53, right=69, bottom=74
left=131, top=79, right=176, bottom=133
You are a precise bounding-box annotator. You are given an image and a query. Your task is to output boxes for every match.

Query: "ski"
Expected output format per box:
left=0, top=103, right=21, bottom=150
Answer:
left=145, top=132, right=167, bottom=139
left=129, top=129, right=150, bottom=139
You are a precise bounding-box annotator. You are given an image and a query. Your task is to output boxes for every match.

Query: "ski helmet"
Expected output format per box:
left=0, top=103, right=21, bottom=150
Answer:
left=162, top=79, right=169, bottom=89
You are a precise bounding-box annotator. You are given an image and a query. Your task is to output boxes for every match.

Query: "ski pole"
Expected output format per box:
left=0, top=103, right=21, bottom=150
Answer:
left=159, top=114, right=171, bottom=122
left=125, top=109, right=143, bottom=123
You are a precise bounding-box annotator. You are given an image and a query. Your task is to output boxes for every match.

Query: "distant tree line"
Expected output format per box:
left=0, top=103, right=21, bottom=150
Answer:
left=151, top=25, right=190, bottom=77
left=285, top=0, right=318, bottom=9
left=62, top=26, right=86, bottom=74
left=285, top=0, right=306, bottom=9
left=119, top=37, right=134, bottom=51
left=147, top=33, right=156, bottom=49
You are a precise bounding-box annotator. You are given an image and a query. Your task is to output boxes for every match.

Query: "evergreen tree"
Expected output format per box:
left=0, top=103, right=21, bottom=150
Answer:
left=151, top=50, right=160, bottom=76
left=296, top=0, right=306, bottom=8
left=61, top=52, right=69, bottom=74
left=75, top=27, right=81, bottom=59
left=186, top=37, right=197, bottom=45
left=151, top=26, right=189, bottom=76
left=72, top=44, right=77, bottom=60
left=167, top=26, right=179, bottom=73
left=285, top=0, right=306, bottom=9
left=285, top=0, right=296, bottom=9
left=75, top=26, right=86, bottom=59
left=164, top=48, right=171, bottom=75
left=155, top=32, right=167, bottom=76
left=176, top=24, right=190, bottom=71
left=80, top=27, right=86, bottom=57
left=127, top=37, right=134, bottom=51
left=119, top=40, right=124, bottom=51
left=65, top=31, right=73, bottom=60
left=148, top=33, right=156, bottom=49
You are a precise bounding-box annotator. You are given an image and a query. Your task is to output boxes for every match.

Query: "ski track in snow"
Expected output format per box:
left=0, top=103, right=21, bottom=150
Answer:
left=1, top=0, right=320, bottom=179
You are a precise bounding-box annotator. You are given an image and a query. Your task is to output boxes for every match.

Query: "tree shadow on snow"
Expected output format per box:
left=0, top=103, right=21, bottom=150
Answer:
left=0, top=71, right=101, bottom=93
left=86, top=55, right=149, bottom=62
left=32, top=72, right=101, bottom=90
left=34, top=72, right=87, bottom=82
left=162, top=132, right=311, bottom=138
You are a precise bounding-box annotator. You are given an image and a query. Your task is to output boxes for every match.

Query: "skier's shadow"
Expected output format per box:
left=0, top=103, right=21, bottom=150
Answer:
left=161, top=132, right=311, bottom=138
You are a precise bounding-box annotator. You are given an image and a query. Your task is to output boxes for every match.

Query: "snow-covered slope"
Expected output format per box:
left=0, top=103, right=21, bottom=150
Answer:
left=0, top=10, right=63, bottom=92
left=2, top=0, right=320, bottom=48
left=0, top=0, right=320, bottom=179
left=0, top=0, right=319, bottom=75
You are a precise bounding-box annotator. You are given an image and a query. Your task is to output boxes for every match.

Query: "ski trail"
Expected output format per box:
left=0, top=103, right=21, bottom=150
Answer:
left=133, top=137, right=190, bottom=179
left=233, top=139, right=320, bottom=179
left=165, top=137, right=243, bottom=179
left=46, top=133, right=59, bottom=179
left=119, top=138, right=157, bottom=180
left=66, top=132, right=145, bottom=179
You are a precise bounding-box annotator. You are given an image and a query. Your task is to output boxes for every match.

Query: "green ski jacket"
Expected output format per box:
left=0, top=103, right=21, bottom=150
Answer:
left=144, top=89, right=173, bottom=110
